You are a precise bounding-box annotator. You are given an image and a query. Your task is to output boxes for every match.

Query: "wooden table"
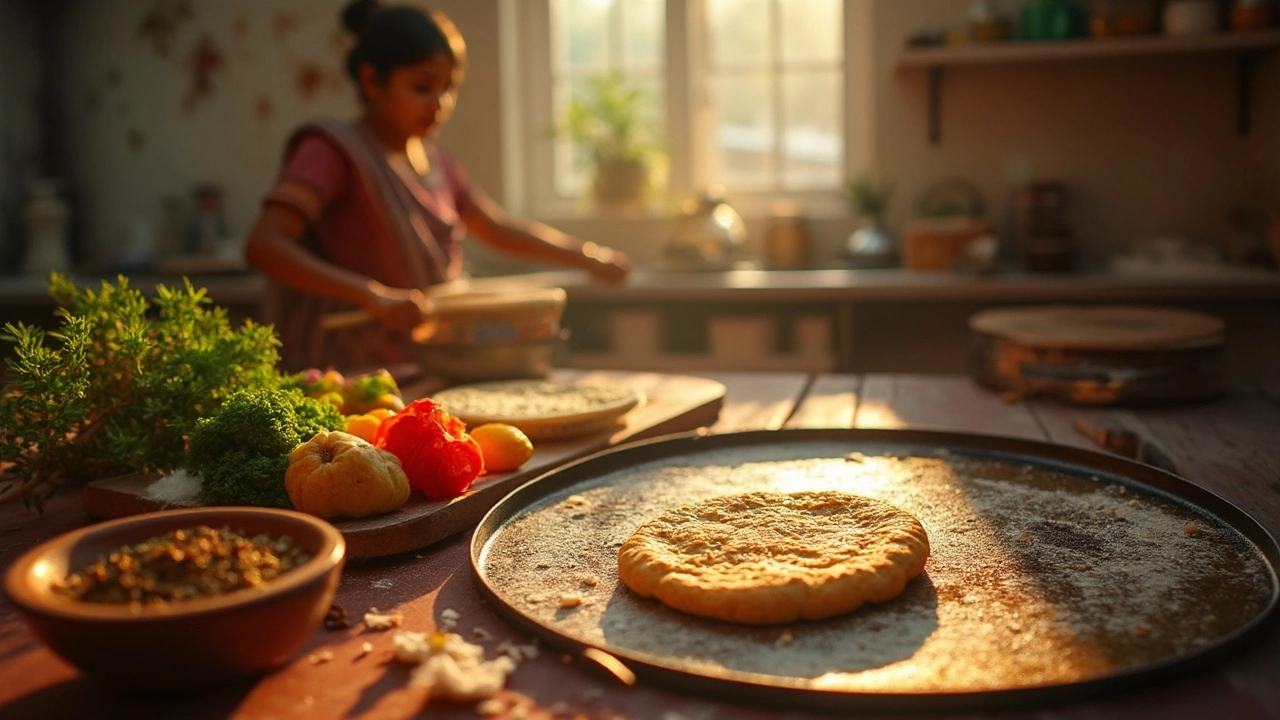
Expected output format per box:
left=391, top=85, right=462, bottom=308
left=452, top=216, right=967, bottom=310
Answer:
left=2, top=373, right=1278, bottom=720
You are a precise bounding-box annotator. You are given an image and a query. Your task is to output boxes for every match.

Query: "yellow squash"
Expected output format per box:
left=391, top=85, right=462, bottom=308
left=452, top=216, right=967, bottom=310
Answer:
left=285, top=431, right=410, bottom=519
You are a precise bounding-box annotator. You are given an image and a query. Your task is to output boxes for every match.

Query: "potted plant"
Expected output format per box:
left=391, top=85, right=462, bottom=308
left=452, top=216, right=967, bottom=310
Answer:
left=557, top=72, right=663, bottom=206
left=842, top=173, right=897, bottom=269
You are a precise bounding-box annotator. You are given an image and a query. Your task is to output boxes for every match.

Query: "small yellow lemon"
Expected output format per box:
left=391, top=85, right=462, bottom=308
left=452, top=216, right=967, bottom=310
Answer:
left=470, top=423, right=534, bottom=473
left=366, top=407, right=396, bottom=421
left=345, top=414, right=382, bottom=444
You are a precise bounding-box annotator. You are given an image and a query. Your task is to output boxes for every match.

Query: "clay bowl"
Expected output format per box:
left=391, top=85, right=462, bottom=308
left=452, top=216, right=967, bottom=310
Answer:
left=3, top=507, right=345, bottom=693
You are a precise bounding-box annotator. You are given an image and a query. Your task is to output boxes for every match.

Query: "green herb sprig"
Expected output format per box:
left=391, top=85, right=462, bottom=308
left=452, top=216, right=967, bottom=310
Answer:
left=0, top=274, right=286, bottom=510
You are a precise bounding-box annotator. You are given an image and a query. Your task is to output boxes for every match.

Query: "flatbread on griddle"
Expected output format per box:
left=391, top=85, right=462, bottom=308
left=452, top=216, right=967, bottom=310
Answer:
left=617, top=491, right=930, bottom=625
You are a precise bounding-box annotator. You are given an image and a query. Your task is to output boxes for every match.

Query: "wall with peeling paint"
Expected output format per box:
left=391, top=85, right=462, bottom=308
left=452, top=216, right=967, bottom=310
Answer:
left=33, top=0, right=1280, bottom=275
left=49, top=0, right=502, bottom=270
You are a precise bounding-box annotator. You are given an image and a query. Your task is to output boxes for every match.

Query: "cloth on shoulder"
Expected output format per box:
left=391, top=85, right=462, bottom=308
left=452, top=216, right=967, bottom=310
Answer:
left=260, top=119, right=475, bottom=371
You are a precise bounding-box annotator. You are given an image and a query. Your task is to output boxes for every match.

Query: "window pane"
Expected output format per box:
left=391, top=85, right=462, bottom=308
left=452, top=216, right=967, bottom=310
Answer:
left=713, top=71, right=774, bottom=190
left=781, top=0, right=841, bottom=63
left=782, top=70, right=842, bottom=189
left=622, top=0, right=664, bottom=70
left=553, top=79, right=589, bottom=198
left=553, top=0, right=612, bottom=73
left=549, top=0, right=666, bottom=200
left=708, top=0, right=770, bottom=68
left=633, top=74, right=667, bottom=146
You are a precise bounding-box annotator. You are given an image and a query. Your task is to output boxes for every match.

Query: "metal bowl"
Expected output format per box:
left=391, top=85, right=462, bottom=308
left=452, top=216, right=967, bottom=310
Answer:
left=414, top=330, right=569, bottom=384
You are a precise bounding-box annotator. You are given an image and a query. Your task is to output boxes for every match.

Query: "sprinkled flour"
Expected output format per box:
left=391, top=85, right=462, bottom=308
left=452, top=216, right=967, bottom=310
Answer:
left=142, top=469, right=202, bottom=507
left=477, top=441, right=1274, bottom=694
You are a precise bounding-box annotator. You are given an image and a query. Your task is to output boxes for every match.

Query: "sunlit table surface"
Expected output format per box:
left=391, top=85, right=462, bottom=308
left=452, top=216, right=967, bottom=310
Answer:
left=2, top=372, right=1279, bottom=720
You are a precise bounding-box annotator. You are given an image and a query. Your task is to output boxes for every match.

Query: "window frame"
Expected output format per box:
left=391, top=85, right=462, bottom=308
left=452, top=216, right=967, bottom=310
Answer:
left=499, top=0, right=875, bottom=220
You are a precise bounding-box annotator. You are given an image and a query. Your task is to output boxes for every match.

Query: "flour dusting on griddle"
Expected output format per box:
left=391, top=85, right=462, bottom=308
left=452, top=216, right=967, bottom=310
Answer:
left=478, top=442, right=1274, bottom=693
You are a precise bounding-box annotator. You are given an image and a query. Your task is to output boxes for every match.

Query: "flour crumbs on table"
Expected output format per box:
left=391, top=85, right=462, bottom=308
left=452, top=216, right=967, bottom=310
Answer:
left=142, top=470, right=202, bottom=507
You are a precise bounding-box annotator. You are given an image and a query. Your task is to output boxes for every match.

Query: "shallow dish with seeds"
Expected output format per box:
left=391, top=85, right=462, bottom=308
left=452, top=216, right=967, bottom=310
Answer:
left=3, top=507, right=345, bottom=693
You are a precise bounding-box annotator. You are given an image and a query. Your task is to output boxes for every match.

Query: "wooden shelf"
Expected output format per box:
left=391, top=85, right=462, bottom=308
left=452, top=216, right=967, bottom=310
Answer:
left=897, top=29, right=1280, bottom=69
left=896, top=30, right=1280, bottom=144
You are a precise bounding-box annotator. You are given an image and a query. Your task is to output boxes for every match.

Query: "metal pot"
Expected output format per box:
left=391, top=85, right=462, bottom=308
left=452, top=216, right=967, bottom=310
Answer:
left=842, top=217, right=897, bottom=269
left=414, top=331, right=569, bottom=384
left=663, top=190, right=746, bottom=272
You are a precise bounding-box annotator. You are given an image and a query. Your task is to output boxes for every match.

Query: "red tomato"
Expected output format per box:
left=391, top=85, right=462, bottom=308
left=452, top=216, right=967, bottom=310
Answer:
left=373, top=398, right=483, bottom=500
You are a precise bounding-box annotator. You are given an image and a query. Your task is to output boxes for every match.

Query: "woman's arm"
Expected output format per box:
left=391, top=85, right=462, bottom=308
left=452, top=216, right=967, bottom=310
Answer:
left=243, top=196, right=429, bottom=332
left=460, top=190, right=630, bottom=284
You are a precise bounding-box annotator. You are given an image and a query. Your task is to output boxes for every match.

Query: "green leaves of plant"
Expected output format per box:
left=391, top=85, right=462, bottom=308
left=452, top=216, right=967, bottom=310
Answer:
left=0, top=273, right=288, bottom=508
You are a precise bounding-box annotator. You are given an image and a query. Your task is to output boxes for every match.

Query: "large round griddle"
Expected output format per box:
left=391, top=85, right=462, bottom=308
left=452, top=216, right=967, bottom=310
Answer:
left=471, top=429, right=1279, bottom=713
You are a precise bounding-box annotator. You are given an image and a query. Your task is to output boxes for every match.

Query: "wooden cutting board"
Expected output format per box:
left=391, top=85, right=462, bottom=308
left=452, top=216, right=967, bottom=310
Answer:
left=81, top=370, right=726, bottom=560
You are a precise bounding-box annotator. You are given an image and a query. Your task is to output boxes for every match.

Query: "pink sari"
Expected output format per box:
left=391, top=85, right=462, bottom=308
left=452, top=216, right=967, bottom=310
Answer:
left=260, top=120, right=474, bottom=372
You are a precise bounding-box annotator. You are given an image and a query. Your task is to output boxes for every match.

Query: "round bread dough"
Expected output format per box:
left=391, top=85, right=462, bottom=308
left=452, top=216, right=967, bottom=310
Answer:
left=617, top=491, right=930, bottom=625
left=431, top=380, right=643, bottom=441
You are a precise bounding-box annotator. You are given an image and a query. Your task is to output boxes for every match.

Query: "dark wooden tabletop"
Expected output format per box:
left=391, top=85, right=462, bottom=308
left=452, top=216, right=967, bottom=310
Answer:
left=2, top=372, right=1279, bottom=720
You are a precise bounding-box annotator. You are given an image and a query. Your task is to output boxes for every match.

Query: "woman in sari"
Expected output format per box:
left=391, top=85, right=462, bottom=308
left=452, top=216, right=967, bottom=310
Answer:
left=244, top=0, right=630, bottom=371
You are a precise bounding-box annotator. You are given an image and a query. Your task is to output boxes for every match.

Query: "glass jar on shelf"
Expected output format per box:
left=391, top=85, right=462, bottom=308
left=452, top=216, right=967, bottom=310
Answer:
left=1090, top=0, right=1157, bottom=37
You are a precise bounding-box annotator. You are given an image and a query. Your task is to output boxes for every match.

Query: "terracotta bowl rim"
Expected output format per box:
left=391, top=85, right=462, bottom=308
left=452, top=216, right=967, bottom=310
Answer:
left=3, top=506, right=345, bottom=622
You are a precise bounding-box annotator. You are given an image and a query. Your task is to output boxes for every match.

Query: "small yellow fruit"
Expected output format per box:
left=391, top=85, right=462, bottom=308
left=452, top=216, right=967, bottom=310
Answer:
left=345, top=414, right=382, bottom=443
left=371, top=393, right=405, bottom=412
left=366, top=407, right=396, bottom=420
left=470, top=423, right=534, bottom=474
left=318, top=391, right=346, bottom=411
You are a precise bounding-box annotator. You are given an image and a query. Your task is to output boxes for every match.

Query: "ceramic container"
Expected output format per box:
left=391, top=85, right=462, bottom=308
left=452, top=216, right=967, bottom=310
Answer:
left=22, top=179, right=71, bottom=275
left=663, top=190, right=747, bottom=272
left=4, top=507, right=345, bottom=693
left=1163, top=0, right=1221, bottom=35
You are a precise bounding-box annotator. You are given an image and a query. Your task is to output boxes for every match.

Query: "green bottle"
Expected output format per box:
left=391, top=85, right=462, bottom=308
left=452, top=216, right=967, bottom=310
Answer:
left=1021, top=0, right=1088, bottom=40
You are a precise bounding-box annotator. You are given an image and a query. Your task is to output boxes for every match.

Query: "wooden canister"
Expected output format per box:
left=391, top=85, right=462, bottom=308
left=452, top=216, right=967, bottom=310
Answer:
left=969, top=305, right=1224, bottom=405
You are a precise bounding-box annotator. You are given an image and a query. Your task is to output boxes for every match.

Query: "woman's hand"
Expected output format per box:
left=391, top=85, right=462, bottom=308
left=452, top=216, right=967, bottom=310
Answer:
left=365, top=283, right=431, bottom=333
left=582, top=242, right=631, bottom=285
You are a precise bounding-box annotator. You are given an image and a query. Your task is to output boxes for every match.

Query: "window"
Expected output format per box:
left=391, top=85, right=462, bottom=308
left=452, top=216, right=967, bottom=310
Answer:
left=503, top=0, right=870, bottom=215
left=703, top=0, right=844, bottom=192
left=548, top=0, right=666, bottom=199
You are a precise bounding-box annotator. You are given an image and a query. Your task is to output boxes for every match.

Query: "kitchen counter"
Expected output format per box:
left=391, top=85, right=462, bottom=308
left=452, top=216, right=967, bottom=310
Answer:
left=536, top=265, right=1280, bottom=302
left=0, top=272, right=266, bottom=307
left=520, top=266, right=1280, bottom=381
left=4, top=266, right=1276, bottom=380
left=2, top=265, right=1278, bottom=306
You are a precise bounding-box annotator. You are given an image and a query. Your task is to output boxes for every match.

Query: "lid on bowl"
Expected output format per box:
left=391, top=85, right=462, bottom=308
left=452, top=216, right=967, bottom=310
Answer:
left=431, top=287, right=567, bottom=314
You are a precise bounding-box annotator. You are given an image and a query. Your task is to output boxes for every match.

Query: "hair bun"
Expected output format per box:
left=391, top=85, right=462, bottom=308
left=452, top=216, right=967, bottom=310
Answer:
left=341, top=0, right=382, bottom=35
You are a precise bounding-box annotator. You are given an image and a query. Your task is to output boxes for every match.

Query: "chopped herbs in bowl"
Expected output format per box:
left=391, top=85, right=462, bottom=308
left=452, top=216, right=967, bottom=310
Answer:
left=53, top=525, right=312, bottom=605
left=3, top=507, right=345, bottom=692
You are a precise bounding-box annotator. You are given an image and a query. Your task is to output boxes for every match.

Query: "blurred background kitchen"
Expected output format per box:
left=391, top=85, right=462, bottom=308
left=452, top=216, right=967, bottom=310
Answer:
left=1, top=0, right=1278, bottom=380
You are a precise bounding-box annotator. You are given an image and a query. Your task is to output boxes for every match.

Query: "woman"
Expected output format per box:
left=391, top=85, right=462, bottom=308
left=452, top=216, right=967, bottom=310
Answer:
left=245, top=0, right=630, bottom=371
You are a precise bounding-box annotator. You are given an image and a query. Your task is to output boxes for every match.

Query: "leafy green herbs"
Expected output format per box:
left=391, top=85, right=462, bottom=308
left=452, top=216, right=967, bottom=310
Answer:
left=0, top=274, right=286, bottom=509
left=187, top=388, right=344, bottom=508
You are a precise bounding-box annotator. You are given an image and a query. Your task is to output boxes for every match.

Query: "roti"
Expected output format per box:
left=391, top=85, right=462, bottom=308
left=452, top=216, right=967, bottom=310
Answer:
left=617, top=491, right=930, bottom=625
left=432, top=379, right=643, bottom=441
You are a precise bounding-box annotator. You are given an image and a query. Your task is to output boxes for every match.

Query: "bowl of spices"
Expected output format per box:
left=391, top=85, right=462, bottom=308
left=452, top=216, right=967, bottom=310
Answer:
left=3, top=507, right=345, bottom=692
